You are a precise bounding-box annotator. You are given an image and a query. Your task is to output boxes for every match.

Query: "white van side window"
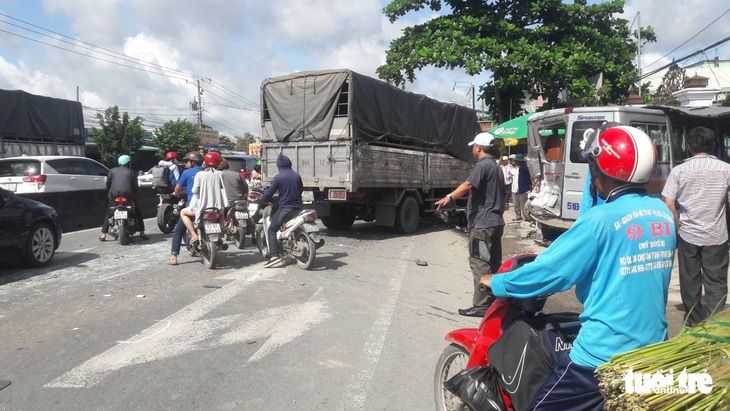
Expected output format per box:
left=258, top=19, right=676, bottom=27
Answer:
left=632, top=123, right=669, bottom=163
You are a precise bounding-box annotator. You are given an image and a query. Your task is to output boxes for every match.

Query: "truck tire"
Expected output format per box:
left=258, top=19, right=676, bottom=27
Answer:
left=540, top=223, right=563, bottom=242
left=394, top=195, right=419, bottom=234
left=321, top=204, right=355, bottom=230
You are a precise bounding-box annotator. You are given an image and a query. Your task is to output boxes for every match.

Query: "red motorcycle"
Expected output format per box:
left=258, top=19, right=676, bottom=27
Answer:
left=434, top=254, right=581, bottom=411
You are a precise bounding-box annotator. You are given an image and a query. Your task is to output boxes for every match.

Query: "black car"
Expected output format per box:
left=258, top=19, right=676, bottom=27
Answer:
left=224, top=154, right=259, bottom=179
left=0, top=187, right=62, bottom=267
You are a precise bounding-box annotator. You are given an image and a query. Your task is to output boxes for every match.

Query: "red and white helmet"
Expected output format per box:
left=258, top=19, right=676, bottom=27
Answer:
left=165, top=151, right=177, bottom=160
left=203, top=151, right=222, bottom=168
left=582, top=125, right=657, bottom=184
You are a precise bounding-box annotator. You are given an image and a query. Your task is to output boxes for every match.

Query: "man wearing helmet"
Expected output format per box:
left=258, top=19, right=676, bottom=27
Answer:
left=662, top=126, right=730, bottom=328
left=99, top=154, right=149, bottom=241
left=169, top=151, right=204, bottom=265
left=177, top=152, right=227, bottom=247
left=156, top=151, right=181, bottom=207
left=480, top=126, right=676, bottom=410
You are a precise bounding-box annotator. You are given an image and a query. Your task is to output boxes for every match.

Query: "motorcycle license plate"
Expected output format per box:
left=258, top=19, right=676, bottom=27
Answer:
left=114, top=210, right=128, bottom=219
left=204, top=222, right=221, bottom=234
left=303, top=223, right=319, bottom=233
left=235, top=211, right=249, bottom=220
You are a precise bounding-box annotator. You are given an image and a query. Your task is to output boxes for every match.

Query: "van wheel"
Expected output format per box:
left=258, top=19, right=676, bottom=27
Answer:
left=394, top=195, right=419, bottom=234
left=540, top=224, right=563, bottom=242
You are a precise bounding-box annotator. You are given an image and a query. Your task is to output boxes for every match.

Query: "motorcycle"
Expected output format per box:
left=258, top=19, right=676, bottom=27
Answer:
left=252, top=201, right=324, bottom=270
left=434, top=254, right=581, bottom=411
left=188, top=207, right=228, bottom=269
left=224, top=199, right=254, bottom=249
left=156, top=188, right=183, bottom=234
left=107, top=196, right=137, bottom=245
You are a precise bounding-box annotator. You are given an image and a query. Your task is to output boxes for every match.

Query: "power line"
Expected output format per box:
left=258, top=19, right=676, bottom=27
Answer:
left=640, top=34, right=730, bottom=80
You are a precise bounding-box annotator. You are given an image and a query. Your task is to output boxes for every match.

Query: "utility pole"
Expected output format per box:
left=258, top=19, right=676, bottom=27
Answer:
left=637, top=11, right=642, bottom=96
left=196, top=79, right=203, bottom=127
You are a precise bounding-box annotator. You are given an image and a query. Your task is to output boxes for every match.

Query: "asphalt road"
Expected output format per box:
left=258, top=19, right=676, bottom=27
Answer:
left=0, top=206, right=703, bottom=410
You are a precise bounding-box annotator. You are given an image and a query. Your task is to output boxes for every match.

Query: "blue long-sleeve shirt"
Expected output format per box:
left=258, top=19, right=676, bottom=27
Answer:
left=262, top=168, right=303, bottom=208
left=491, top=190, right=676, bottom=368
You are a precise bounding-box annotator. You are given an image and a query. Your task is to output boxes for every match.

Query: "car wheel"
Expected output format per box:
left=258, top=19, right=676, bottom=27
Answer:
left=24, top=222, right=57, bottom=267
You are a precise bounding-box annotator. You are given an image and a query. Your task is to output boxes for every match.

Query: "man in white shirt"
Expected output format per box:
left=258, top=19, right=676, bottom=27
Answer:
left=500, top=155, right=513, bottom=206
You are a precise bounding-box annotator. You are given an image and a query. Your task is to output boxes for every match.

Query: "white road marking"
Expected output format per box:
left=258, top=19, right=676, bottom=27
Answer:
left=45, top=268, right=329, bottom=388
left=338, top=250, right=409, bottom=410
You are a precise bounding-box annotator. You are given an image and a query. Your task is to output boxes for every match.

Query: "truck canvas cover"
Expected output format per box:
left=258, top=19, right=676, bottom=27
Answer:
left=261, top=69, right=478, bottom=161
left=0, top=89, right=85, bottom=144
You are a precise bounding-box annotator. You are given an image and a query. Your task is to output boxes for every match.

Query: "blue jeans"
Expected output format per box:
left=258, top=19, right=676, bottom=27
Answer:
left=171, top=218, right=186, bottom=255
left=267, top=206, right=300, bottom=256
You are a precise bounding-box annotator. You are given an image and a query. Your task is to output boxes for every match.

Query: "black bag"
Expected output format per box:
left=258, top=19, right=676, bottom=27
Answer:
left=151, top=165, right=171, bottom=190
left=444, top=365, right=506, bottom=411
left=487, top=316, right=580, bottom=411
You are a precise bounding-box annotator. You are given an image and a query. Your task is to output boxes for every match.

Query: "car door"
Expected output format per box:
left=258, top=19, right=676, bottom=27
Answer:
left=0, top=188, right=24, bottom=249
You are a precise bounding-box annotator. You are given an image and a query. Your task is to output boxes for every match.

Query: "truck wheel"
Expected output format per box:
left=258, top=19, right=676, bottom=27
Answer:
left=394, top=195, right=419, bottom=234
left=540, top=224, right=563, bottom=242
left=321, top=204, right=355, bottom=230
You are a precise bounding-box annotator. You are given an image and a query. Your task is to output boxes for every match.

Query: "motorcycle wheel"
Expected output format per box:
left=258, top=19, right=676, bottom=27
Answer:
left=292, top=228, right=316, bottom=270
left=119, top=220, right=129, bottom=245
left=202, top=237, right=217, bottom=269
left=434, top=344, right=470, bottom=411
left=157, top=203, right=175, bottom=234
left=235, top=224, right=246, bottom=249
left=255, top=225, right=267, bottom=257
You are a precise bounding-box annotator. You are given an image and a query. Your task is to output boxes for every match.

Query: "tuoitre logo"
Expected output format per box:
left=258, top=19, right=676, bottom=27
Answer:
left=624, top=368, right=713, bottom=395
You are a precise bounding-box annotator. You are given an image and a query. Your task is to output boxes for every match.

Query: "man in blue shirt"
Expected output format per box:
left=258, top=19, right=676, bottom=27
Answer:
left=168, top=151, right=204, bottom=265
left=261, top=155, right=303, bottom=268
left=481, top=126, right=676, bottom=410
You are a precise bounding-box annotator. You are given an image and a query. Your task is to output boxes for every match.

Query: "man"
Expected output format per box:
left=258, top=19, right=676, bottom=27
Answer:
left=435, top=132, right=505, bottom=317
left=168, top=151, right=204, bottom=265
left=513, top=154, right=532, bottom=222
left=156, top=151, right=181, bottom=206
left=218, top=158, right=248, bottom=205
left=481, top=126, right=676, bottom=410
left=99, top=154, right=149, bottom=241
left=509, top=155, right=522, bottom=221
left=500, top=156, right=513, bottom=206
left=261, top=155, right=304, bottom=268
left=179, top=152, right=227, bottom=244
left=662, top=126, right=730, bottom=327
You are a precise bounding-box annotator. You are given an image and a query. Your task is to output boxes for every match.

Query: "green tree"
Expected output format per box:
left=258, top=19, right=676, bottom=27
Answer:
left=152, top=119, right=200, bottom=158
left=652, top=63, right=685, bottom=105
left=93, top=106, right=145, bottom=167
left=378, top=0, right=656, bottom=123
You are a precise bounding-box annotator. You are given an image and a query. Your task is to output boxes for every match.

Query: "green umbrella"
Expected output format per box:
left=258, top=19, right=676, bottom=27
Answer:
left=490, top=112, right=535, bottom=140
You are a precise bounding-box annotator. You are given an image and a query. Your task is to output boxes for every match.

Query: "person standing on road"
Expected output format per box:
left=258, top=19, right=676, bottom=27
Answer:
left=218, top=158, right=249, bottom=205
left=662, top=126, right=730, bottom=327
left=514, top=154, right=532, bottom=222
left=435, top=132, right=505, bottom=317
left=480, top=126, right=676, bottom=410
left=509, top=155, right=522, bottom=221
left=99, top=154, right=149, bottom=241
left=168, top=151, right=204, bottom=265
left=261, top=155, right=304, bottom=268
left=500, top=156, right=513, bottom=206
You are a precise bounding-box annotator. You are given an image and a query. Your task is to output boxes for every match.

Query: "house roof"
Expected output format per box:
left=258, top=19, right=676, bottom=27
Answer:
left=643, top=58, right=730, bottom=94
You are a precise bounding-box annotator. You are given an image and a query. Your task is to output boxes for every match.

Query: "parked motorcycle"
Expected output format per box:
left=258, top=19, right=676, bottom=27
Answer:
left=224, top=199, right=254, bottom=249
left=107, top=196, right=137, bottom=245
left=156, top=188, right=183, bottom=234
left=434, top=254, right=581, bottom=411
left=189, top=207, right=228, bottom=269
left=252, top=201, right=323, bottom=270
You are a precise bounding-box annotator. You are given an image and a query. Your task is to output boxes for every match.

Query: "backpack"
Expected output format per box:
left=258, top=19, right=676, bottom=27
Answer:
left=151, top=165, right=171, bottom=190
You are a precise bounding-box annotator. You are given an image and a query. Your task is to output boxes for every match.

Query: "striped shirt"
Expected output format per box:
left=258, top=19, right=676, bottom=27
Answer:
left=662, top=155, right=730, bottom=246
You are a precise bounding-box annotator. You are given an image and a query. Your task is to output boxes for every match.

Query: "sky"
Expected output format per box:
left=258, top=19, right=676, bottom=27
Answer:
left=0, top=0, right=729, bottom=139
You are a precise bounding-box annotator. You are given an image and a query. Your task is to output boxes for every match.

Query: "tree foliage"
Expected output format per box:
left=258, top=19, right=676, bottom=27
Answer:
left=152, top=119, right=200, bottom=158
left=652, top=63, right=686, bottom=105
left=92, top=106, right=145, bottom=167
left=378, top=0, right=656, bottom=122
left=219, top=135, right=237, bottom=151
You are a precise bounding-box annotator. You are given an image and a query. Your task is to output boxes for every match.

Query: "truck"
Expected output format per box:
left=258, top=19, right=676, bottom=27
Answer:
left=0, top=89, right=86, bottom=158
left=526, top=105, right=730, bottom=240
left=259, top=69, right=480, bottom=233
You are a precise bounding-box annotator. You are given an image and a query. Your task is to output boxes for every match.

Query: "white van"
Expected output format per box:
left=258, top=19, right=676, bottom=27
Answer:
left=525, top=105, right=730, bottom=240
left=0, top=155, right=109, bottom=194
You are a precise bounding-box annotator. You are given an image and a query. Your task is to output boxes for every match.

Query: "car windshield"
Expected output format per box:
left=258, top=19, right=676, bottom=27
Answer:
left=0, top=160, right=42, bottom=176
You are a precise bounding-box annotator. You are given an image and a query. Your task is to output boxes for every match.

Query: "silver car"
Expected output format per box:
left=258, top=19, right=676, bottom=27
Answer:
left=0, top=155, right=109, bottom=193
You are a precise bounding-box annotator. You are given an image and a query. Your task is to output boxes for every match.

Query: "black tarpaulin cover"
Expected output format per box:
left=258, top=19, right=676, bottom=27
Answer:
left=0, top=89, right=85, bottom=144
left=261, top=69, right=478, bottom=161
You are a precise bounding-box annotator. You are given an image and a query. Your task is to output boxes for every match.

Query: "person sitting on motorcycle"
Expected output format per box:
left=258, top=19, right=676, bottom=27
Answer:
left=479, top=126, right=676, bottom=410
left=168, top=151, right=204, bottom=265
left=218, top=158, right=248, bottom=207
left=157, top=151, right=181, bottom=207
left=99, top=154, right=149, bottom=241
left=261, top=155, right=303, bottom=268
left=179, top=152, right=227, bottom=247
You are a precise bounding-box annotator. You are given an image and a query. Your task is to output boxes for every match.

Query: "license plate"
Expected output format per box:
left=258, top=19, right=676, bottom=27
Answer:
left=302, top=190, right=314, bottom=203
left=303, top=223, right=319, bottom=233
left=114, top=210, right=128, bottom=219
left=205, top=222, right=221, bottom=234
left=0, top=183, right=16, bottom=191
left=235, top=211, right=249, bottom=220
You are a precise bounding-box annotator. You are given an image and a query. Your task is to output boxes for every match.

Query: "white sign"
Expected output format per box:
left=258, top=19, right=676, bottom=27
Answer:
left=624, top=367, right=713, bottom=395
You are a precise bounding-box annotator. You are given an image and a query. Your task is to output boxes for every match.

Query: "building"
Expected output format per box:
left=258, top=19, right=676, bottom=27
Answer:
left=643, top=58, right=730, bottom=104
